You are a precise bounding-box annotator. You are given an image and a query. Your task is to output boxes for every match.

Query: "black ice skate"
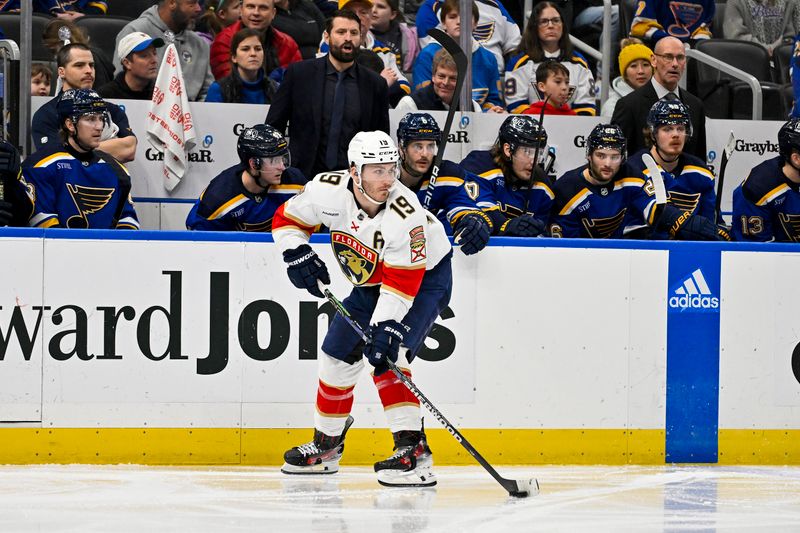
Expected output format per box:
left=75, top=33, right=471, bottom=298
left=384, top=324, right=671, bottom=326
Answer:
left=281, top=415, right=354, bottom=475
left=374, top=428, right=436, bottom=487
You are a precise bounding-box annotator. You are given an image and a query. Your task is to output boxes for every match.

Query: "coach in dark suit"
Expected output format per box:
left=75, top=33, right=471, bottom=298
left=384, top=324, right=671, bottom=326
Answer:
left=611, top=36, right=707, bottom=161
left=266, top=9, right=390, bottom=179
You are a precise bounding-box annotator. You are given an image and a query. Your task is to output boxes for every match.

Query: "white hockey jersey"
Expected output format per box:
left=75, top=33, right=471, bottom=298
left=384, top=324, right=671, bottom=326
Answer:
left=272, top=170, right=451, bottom=325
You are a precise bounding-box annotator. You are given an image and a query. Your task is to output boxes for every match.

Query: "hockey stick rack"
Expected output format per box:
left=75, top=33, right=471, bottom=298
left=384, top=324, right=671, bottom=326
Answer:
left=422, top=29, right=468, bottom=210
left=320, top=284, right=539, bottom=498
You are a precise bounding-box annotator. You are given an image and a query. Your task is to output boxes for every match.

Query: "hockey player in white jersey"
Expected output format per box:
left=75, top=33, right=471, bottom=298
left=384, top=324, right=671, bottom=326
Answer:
left=272, top=131, right=453, bottom=487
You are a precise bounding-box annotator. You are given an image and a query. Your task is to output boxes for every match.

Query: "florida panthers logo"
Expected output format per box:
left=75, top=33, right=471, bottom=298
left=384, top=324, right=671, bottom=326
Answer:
left=331, top=231, right=378, bottom=285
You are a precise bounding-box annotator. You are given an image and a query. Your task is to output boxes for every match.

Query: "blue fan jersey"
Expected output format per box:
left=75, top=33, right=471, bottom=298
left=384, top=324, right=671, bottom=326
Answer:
left=621, top=149, right=717, bottom=238
left=405, top=159, right=491, bottom=235
left=460, top=149, right=553, bottom=232
left=549, top=165, right=650, bottom=238
left=186, top=164, right=308, bottom=231
left=732, top=156, right=800, bottom=242
left=20, top=143, right=138, bottom=229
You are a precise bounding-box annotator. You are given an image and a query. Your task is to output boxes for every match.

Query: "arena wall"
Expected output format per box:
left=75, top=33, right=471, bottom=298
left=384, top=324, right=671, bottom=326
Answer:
left=0, top=231, right=797, bottom=465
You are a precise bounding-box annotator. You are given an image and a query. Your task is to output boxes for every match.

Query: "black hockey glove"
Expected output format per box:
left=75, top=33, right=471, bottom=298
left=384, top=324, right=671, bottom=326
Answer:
left=282, top=244, right=330, bottom=298
left=0, top=199, right=12, bottom=227
left=499, top=214, right=545, bottom=237
left=0, top=140, right=20, bottom=179
left=454, top=212, right=491, bottom=255
left=657, top=205, right=722, bottom=241
left=364, top=319, right=409, bottom=376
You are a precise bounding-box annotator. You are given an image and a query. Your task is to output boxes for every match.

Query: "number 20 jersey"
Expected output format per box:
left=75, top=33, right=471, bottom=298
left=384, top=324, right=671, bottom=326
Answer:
left=272, top=170, right=452, bottom=324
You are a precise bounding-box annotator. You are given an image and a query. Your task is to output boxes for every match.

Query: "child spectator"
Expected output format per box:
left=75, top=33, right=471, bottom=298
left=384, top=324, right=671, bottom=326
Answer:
left=369, top=0, right=417, bottom=74
left=197, top=0, right=243, bottom=43
left=523, top=60, right=576, bottom=116
left=31, top=63, right=52, bottom=97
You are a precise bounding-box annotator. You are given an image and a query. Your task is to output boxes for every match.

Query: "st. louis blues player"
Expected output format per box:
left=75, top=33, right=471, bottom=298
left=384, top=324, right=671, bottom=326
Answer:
left=272, top=131, right=452, bottom=488
left=186, top=124, right=307, bottom=231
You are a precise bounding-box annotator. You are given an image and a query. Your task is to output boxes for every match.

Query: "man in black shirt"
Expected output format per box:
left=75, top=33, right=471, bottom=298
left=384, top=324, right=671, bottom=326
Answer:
left=98, top=31, right=165, bottom=101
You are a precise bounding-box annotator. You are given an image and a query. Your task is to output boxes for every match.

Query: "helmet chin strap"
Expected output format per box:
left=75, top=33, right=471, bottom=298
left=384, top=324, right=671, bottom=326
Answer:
left=248, top=158, right=270, bottom=190
left=354, top=168, right=386, bottom=206
left=69, top=120, right=94, bottom=153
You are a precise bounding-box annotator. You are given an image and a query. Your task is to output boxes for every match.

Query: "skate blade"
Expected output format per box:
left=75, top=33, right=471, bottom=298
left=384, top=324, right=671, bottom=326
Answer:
left=377, top=467, right=437, bottom=488
left=281, top=461, right=340, bottom=475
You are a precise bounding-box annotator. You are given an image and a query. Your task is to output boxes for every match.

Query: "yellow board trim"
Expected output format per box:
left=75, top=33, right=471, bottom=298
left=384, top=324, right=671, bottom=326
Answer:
left=3, top=428, right=797, bottom=465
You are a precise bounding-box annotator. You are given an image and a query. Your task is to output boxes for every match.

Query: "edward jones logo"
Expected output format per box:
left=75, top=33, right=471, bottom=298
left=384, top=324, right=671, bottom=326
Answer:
left=668, top=268, right=719, bottom=312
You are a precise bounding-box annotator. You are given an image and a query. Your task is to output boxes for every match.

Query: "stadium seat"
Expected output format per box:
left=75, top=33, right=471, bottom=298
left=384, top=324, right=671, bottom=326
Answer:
left=0, top=13, right=21, bottom=45
left=31, top=14, right=53, bottom=62
left=712, top=2, right=725, bottom=38
left=105, top=0, right=155, bottom=20
left=692, top=39, right=786, bottom=119
left=75, top=16, right=131, bottom=62
left=773, top=42, right=793, bottom=85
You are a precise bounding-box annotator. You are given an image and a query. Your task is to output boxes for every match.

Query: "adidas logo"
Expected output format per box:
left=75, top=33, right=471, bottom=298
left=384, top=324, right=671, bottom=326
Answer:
left=668, top=268, right=719, bottom=311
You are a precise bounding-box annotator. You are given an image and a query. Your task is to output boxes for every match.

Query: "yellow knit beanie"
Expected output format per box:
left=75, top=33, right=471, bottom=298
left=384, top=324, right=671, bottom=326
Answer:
left=618, top=43, right=653, bottom=77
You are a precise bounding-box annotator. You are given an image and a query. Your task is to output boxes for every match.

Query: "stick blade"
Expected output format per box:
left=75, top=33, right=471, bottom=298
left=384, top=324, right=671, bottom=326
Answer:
left=507, top=478, right=539, bottom=498
left=642, top=153, right=668, bottom=205
left=723, top=131, right=736, bottom=159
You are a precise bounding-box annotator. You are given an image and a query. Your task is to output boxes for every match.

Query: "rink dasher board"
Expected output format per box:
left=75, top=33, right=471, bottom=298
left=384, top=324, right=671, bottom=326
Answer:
left=0, top=230, right=798, bottom=465
left=31, top=99, right=779, bottom=230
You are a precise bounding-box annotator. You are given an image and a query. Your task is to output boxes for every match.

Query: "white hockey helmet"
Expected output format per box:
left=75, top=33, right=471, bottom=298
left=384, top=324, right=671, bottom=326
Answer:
left=347, top=130, right=399, bottom=177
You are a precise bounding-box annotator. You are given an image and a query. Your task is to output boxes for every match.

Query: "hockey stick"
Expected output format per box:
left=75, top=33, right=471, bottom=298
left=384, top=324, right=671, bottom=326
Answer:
left=422, top=28, right=468, bottom=210
left=320, top=285, right=539, bottom=498
left=642, top=153, right=668, bottom=231
left=523, top=94, right=549, bottom=214
left=714, top=131, right=736, bottom=223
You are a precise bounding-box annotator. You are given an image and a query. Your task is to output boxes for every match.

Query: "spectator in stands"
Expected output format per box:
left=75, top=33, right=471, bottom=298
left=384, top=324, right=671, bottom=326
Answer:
left=196, top=0, right=242, bottom=43
left=21, top=89, right=139, bottom=230
left=211, top=0, right=301, bottom=80
left=265, top=10, right=390, bottom=178
left=600, top=38, right=653, bottom=117
left=98, top=32, right=164, bottom=100
left=572, top=0, right=619, bottom=47
left=523, top=60, right=575, bottom=116
left=115, top=0, right=213, bottom=102
left=273, top=0, right=326, bottom=60
left=0, top=0, right=105, bottom=17
left=723, top=0, right=797, bottom=55
left=611, top=36, right=706, bottom=161
left=412, top=0, right=502, bottom=111
left=414, top=0, right=520, bottom=74
left=32, top=43, right=137, bottom=163
left=369, top=0, right=417, bottom=74
left=186, top=124, right=307, bottom=230
left=42, top=19, right=115, bottom=89
left=206, top=28, right=279, bottom=103
left=505, top=1, right=597, bottom=115
left=323, top=0, right=410, bottom=107
left=396, top=48, right=487, bottom=113
left=31, top=63, right=52, bottom=97
left=630, top=0, right=714, bottom=44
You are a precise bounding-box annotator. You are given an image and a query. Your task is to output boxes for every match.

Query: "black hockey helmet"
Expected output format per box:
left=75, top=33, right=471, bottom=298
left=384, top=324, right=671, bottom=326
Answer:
left=498, top=115, right=547, bottom=152
left=237, top=124, right=290, bottom=167
left=586, top=123, right=626, bottom=160
left=56, top=89, right=107, bottom=126
left=646, top=98, right=693, bottom=137
left=396, top=113, right=442, bottom=147
left=778, top=117, right=800, bottom=161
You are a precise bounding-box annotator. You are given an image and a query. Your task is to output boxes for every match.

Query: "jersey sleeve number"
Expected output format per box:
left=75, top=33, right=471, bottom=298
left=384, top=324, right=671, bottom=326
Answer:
left=319, top=173, right=342, bottom=185
left=739, top=215, right=764, bottom=236
left=464, top=181, right=479, bottom=201
left=389, top=196, right=415, bottom=218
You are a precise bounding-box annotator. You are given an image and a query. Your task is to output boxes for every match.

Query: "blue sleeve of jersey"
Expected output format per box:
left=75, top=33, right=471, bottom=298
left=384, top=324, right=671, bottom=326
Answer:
left=697, top=178, right=717, bottom=221
left=108, top=104, right=135, bottom=139
left=550, top=213, right=582, bottom=238
left=484, top=55, right=503, bottom=108
left=492, top=0, right=517, bottom=23
left=22, top=165, right=60, bottom=227
left=116, top=194, right=139, bottom=230
left=185, top=199, right=232, bottom=231
left=412, top=45, right=437, bottom=91
left=31, top=106, right=59, bottom=150
left=731, top=186, right=773, bottom=241
left=792, top=37, right=800, bottom=118
left=415, top=0, right=441, bottom=39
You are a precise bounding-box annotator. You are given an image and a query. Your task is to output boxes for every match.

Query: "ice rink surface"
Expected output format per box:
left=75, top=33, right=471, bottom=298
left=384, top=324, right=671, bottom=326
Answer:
left=1, top=464, right=799, bottom=532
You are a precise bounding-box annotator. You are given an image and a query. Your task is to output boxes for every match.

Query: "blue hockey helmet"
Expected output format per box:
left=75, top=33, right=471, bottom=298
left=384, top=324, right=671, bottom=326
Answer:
left=586, top=123, right=626, bottom=160
left=237, top=124, right=290, bottom=168
left=646, top=98, right=693, bottom=137
left=396, top=113, right=442, bottom=147
left=498, top=115, right=547, bottom=152
left=56, top=89, right=107, bottom=126
left=778, top=117, right=800, bottom=161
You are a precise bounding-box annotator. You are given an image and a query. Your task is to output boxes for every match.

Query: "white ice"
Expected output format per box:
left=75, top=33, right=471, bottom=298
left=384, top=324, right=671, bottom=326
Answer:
left=1, top=465, right=799, bottom=532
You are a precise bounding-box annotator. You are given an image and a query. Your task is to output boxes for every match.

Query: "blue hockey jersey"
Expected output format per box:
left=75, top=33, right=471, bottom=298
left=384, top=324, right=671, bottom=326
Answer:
left=0, top=0, right=106, bottom=14
left=20, top=143, right=138, bottom=229
left=549, top=165, right=650, bottom=239
left=186, top=164, right=308, bottom=231
left=732, top=156, right=800, bottom=242
left=460, top=149, right=553, bottom=232
left=630, top=0, right=714, bottom=42
left=621, top=149, right=716, bottom=238
left=405, top=159, right=491, bottom=235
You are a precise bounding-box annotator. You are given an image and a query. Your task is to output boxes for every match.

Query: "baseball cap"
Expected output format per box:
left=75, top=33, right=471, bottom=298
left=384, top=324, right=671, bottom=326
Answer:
left=117, top=32, right=165, bottom=62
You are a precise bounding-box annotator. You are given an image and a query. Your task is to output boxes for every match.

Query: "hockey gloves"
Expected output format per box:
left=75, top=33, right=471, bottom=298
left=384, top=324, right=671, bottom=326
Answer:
left=499, top=214, right=545, bottom=237
left=454, top=212, right=491, bottom=255
left=0, top=140, right=20, bottom=179
left=0, top=199, right=12, bottom=227
left=364, top=320, right=409, bottom=376
left=657, top=205, right=723, bottom=241
left=282, top=244, right=330, bottom=298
